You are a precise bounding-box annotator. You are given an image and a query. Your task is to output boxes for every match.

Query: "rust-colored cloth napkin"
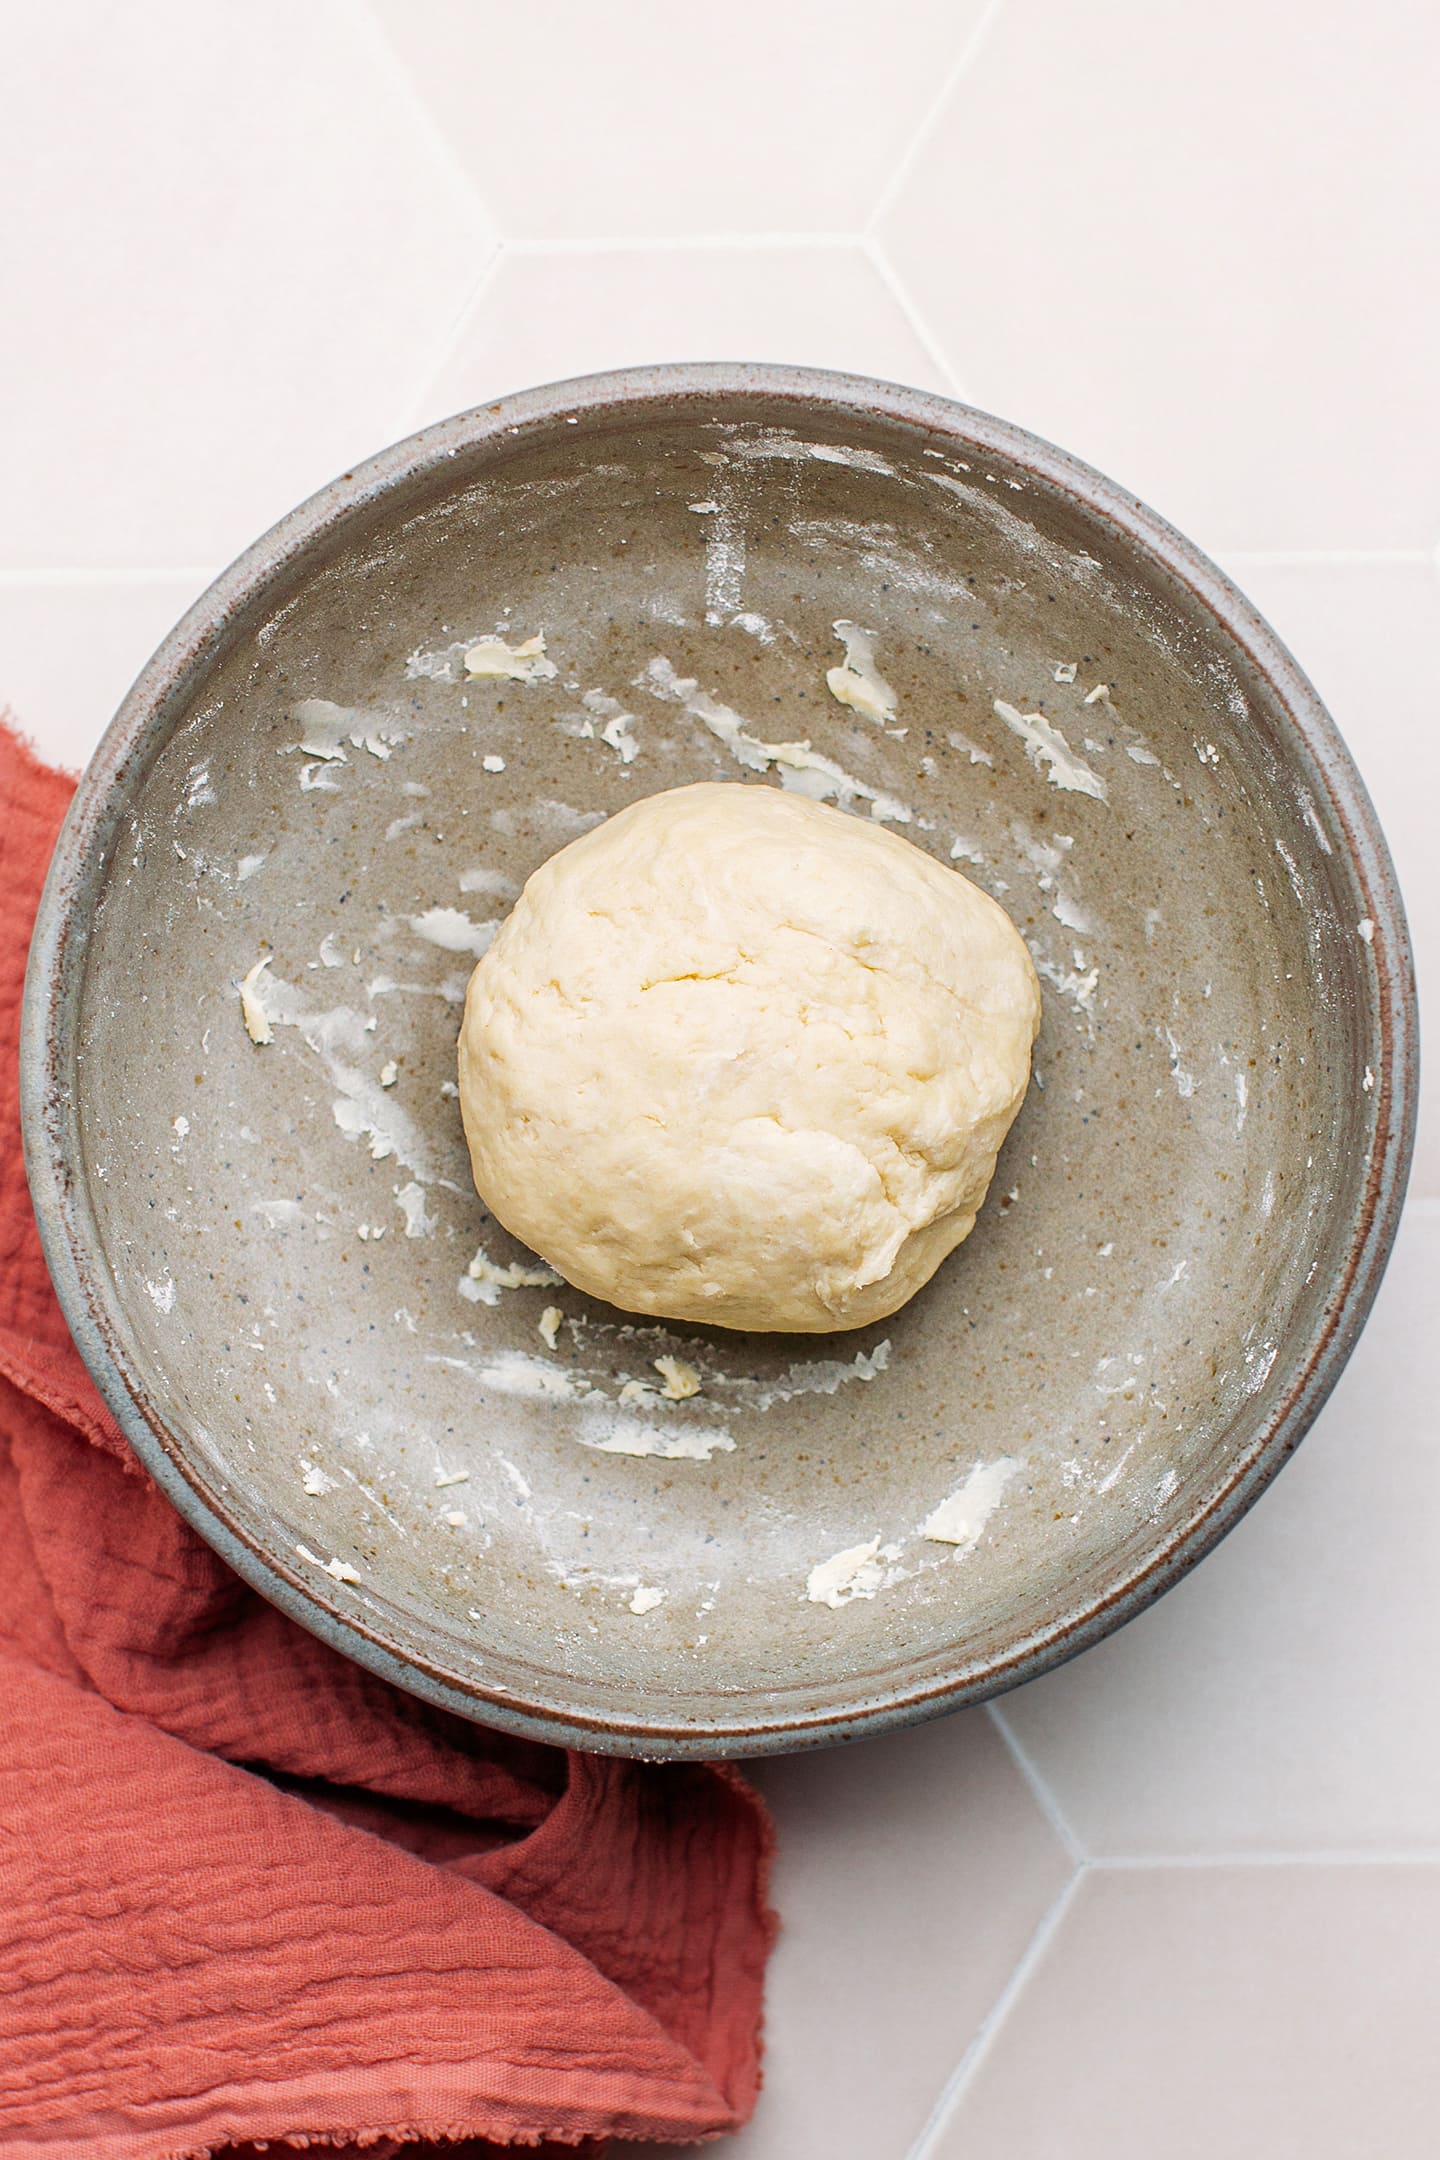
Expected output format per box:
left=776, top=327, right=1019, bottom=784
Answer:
left=0, top=720, right=774, bottom=2160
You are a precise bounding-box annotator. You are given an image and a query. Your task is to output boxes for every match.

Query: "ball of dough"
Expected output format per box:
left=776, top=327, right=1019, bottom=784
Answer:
left=458, top=782, right=1040, bottom=1333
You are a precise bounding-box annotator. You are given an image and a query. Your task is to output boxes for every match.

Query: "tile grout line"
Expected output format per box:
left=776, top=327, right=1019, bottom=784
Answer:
left=906, top=1864, right=1087, bottom=2160
left=388, top=242, right=510, bottom=439
left=347, top=0, right=499, bottom=234
left=904, top=1844, right=1440, bottom=2160
left=0, top=568, right=220, bottom=589
left=1219, top=547, right=1434, bottom=569
left=1094, top=1848, right=1440, bottom=1870
left=499, top=230, right=859, bottom=257
left=345, top=0, right=508, bottom=441
left=865, top=0, right=1010, bottom=236
left=860, top=237, right=970, bottom=401
left=985, top=1701, right=1087, bottom=1865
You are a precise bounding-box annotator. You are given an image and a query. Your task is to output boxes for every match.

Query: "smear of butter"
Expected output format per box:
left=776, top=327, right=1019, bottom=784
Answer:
left=617, top=1353, right=704, bottom=1405
left=239, top=956, right=275, bottom=1045
left=581, top=688, right=640, bottom=763
left=948, top=731, right=994, bottom=768
left=641, top=656, right=912, bottom=824
left=252, top=1196, right=304, bottom=1229
left=352, top=730, right=397, bottom=760
left=569, top=1327, right=893, bottom=1416
left=826, top=621, right=897, bottom=726
left=687, top=494, right=747, bottom=623
left=654, top=1355, right=701, bottom=1400
left=1013, top=825, right=1092, bottom=938
left=921, top=1458, right=1018, bottom=1548
left=577, top=1409, right=735, bottom=1461
left=182, top=762, right=217, bottom=811
left=464, top=632, right=558, bottom=682
left=333, top=1098, right=410, bottom=1163
left=766, top=739, right=913, bottom=822
left=538, top=1305, right=564, bottom=1350
left=629, top=1586, right=665, bottom=1615
left=806, top=1538, right=883, bottom=1608
left=247, top=972, right=437, bottom=1183
left=725, top=430, right=896, bottom=477
left=433, top=1339, right=733, bottom=1460
left=296, top=1542, right=360, bottom=1584
left=1033, top=952, right=1100, bottom=1016
left=395, top=1182, right=435, bottom=1239
left=994, top=698, right=1108, bottom=801
left=299, top=761, right=342, bottom=793
left=409, top=907, right=498, bottom=958
left=462, top=1247, right=564, bottom=1304
left=460, top=1347, right=579, bottom=1398
left=1159, top=1025, right=1197, bottom=1099
left=459, top=865, right=520, bottom=900
left=720, top=1339, right=891, bottom=1412
left=290, top=699, right=353, bottom=760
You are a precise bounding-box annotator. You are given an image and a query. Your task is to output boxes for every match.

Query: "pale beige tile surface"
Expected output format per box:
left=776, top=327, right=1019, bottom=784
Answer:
left=630, top=1709, right=1073, bottom=2160
left=880, top=0, right=1440, bottom=555
left=0, top=1, right=493, bottom=571
left=998, top=1212, right=1440, bottom=1858
left=411, top=242, right=954, bottom=430
left=370, top=0, right=991, bottom=240
left=932, top=1863, right=1440, bottom=2159
left=0, top=578, right=213, bottom=773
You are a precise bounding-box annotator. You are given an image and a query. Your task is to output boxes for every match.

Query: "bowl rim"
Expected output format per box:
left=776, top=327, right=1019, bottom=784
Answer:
left=20, top=360, right=1420, bottom=1758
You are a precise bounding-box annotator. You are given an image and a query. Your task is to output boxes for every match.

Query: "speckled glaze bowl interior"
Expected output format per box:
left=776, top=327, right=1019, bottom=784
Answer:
left=21, top=366, right=1416, bottom=1756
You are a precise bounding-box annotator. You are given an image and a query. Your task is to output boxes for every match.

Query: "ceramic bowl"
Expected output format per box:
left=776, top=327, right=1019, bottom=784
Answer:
left=21, top=365, right=1417, bottom=1756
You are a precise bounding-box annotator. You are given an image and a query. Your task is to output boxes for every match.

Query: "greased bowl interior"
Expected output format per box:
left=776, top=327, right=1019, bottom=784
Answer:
left=22, top=366, right=1415, bottom=1756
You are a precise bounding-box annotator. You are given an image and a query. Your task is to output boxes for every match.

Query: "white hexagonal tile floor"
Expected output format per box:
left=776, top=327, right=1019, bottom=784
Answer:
left=0, top=0, right=495, bottom=572
left=931, top=1862, right=1440, bottom=2159
left=878, top=0, right=1440, bottom=558
left=630, top=1709, right=1074, bottom=2160
left=2, top=5, right=1436, bottom=2154
left=996, top=1211, right=1440, bottom=1859
left=368, top=0, right=993, bottom=242
left=405, top=242, right=955, bottom=436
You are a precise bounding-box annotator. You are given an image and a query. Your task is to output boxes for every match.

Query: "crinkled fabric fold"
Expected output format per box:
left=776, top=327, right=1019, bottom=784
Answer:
left=0, top=718, right=774, bottom=2160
